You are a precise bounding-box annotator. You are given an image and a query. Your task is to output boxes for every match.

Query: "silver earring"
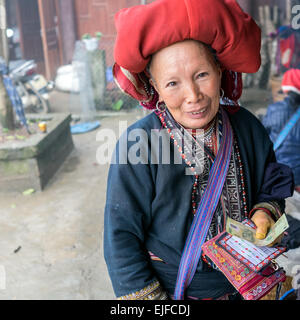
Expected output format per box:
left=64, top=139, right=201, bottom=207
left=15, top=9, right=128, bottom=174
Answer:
left=220, top=88, right=225, bottom=99
left=156, top=101, right=166, bottom=113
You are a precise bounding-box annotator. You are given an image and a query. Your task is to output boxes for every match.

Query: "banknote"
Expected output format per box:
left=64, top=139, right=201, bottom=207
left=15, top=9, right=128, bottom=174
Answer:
left=226, top=214, right=289, bottom=246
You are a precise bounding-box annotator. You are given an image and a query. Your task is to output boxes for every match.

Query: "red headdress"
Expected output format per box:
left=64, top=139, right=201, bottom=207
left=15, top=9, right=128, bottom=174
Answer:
left=281, top=68, right=300, bottom=95
left=113, top=0, right=261, bottom=111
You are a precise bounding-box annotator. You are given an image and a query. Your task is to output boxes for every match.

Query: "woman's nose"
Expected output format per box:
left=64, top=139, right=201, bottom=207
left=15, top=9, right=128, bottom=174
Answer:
left=185, top=82, right=203, bottom=104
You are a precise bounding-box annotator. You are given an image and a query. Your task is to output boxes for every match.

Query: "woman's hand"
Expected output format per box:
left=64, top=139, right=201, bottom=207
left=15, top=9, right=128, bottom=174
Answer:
left=251, top=210, right=283, bottom=246
left=251, top=210, right=275, bottom=239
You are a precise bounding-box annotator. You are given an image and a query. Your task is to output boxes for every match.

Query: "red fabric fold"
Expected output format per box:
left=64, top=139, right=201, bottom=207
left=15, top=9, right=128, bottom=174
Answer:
left=113, top=0, right=262, bottom=109
left=281, top=68, right=300, bottom=94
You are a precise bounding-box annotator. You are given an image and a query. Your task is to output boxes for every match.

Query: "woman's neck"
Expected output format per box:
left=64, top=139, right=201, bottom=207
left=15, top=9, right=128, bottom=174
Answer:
left=184, top=117, right=216, bottom=136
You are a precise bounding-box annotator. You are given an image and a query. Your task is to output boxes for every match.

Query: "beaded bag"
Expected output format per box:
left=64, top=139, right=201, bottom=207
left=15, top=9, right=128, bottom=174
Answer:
left=202, top=228, right=286, bottom=300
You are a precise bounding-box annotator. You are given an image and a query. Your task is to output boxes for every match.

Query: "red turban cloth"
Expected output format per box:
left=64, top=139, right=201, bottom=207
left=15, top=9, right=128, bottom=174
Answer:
left=113, top=0, right=261, bottom=110
left=282, top=69, right=300, bottom=95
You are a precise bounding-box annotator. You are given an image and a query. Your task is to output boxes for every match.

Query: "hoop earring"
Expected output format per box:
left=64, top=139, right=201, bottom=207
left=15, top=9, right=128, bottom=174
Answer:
left=156, top=101, right=166, bottom=113
left=220, top=88, right=225, bottom=100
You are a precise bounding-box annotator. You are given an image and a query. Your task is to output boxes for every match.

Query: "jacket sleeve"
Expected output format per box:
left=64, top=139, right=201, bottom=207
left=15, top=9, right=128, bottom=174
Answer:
left=262, top=103, right=276, bottom=135
left=257, top=162, right=294, bottom=201
left=103, top=136, right=167, bottom=299
left=230, top=107, right=294, bottom=219
left=262, top=101, right=287, bottom=137
left=253, top=122, right=294, bottom=219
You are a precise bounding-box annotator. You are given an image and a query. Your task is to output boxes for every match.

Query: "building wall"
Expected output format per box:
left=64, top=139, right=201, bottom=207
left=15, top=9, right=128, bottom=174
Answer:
left=74, top=0, right=155, bottom=66
left=73, top=0, right=293, bottom=67
left=56, top=0, right=77, bottom=65
left=74, top=0, right=137, bottom=66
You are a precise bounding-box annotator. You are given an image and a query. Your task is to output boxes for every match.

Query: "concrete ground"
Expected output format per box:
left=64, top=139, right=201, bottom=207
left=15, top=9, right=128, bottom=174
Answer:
left=0, top=91, right=147, bottom=299
left=0, top=87, right=299, bottom=300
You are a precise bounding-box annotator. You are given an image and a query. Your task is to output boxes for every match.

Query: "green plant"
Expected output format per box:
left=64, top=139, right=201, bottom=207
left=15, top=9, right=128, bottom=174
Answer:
left=82, top=32, right=102, bottom=41
left=82, top=33, right=92, bottom=40
left=95, top=32, right=103, bottom=40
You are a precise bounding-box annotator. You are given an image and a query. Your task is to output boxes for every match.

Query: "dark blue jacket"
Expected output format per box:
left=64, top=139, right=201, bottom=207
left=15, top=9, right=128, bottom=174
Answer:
left=104, top=107, right=293, bottom=299
left=263, top=96, right=300, bottom=185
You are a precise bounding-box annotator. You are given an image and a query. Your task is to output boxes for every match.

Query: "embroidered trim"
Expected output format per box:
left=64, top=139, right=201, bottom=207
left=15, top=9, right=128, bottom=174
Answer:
left=148, top=251, right=164, bottom=262
left=269, top=201, right=283, bottom=220
left=156, top=109, right=248, bottom=271
left=117, top=281, right=168, bottom=300
left=252, top=201, right=282, bottom=221
left=202, top=233, right=287, bottom=300
left=249, top=207, right=273, bottom=219
left=157, top=109, right=248, bottom=228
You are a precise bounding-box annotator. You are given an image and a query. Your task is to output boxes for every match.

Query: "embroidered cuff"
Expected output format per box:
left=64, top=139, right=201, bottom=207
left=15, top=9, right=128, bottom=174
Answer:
left=250, top=201, right=282, bottom=221
left=249, top=207, right=273, bottom=219
left=117, top=281, right=168, bottom=300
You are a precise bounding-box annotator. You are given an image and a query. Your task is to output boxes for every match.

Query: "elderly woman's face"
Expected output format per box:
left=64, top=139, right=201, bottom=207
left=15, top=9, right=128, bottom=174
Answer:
left=150, top=40, right=222, bottom=129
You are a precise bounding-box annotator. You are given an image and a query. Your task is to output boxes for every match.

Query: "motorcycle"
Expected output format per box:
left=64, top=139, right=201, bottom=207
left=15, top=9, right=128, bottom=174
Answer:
left=9, top=59, right=54, bottom=113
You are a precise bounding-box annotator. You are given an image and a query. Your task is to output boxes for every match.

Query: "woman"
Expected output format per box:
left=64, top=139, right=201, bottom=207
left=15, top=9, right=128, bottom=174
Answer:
left=104, top=0, right=294, bottom=300
left=263, top=68, right=300, bottom=255
left=263, top=68, right=300, bottom=191
left=277, top=27, right=300, bottom=72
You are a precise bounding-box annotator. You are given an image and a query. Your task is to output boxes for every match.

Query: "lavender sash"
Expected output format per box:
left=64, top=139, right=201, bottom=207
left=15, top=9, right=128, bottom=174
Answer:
left=174, top=107, right=234, bottom=300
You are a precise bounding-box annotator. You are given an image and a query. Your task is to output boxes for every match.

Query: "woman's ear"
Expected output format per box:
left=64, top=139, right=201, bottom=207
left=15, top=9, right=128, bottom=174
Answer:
left=149, top=78, right=160, bottom=99
left=218, top=65, right=222, bottom=80
left=149, top=78, right=154, bottom=88
left=149, top=78, right=157, bottom=91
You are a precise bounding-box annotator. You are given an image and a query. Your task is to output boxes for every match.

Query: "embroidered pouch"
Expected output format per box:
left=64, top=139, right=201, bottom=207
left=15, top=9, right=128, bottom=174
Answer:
left=217, top=218, right=286, bottom=273
left=202, top=232, right=286, bottom=300
left=216, top=232, right=287, bottom=273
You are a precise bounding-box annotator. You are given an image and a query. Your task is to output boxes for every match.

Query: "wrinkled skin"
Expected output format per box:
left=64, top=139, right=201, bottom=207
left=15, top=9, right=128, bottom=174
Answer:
left=149, top=40, right=222, bottom=130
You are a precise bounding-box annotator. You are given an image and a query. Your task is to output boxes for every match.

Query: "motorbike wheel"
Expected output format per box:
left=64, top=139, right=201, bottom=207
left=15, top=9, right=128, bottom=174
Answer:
left=33, top=94, right=50, bottom=113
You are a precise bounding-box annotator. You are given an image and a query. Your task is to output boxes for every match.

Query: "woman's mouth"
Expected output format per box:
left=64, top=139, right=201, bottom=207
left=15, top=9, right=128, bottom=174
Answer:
left=188, top=107, right=208, bottom=118
left=191, top=108, right=207, bottom=115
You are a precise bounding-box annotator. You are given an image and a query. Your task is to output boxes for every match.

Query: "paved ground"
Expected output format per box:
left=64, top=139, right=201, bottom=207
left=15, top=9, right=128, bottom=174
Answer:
left=0, top=87, right=299, bottom=300
left=0, top=92, right=147, bottom=299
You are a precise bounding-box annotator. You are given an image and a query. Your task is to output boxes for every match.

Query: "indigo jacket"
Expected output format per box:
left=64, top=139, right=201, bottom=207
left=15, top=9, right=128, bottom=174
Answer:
left=263, top=96, right=300, bottom=185
left=104, top=107, right=294, bottom=299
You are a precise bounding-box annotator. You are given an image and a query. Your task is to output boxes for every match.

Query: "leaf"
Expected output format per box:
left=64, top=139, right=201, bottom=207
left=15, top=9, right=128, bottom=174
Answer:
left=11, top=204, right=16, bottom=209
left=6, top=135, right=15, bottom=140
left=22, top=188, right=35, bottom=196
left=2, top=128, right=9, bottom=133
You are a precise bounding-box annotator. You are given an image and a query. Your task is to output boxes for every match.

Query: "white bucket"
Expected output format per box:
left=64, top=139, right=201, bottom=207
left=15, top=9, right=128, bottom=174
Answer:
left=82, top=38, right=99, bottom=51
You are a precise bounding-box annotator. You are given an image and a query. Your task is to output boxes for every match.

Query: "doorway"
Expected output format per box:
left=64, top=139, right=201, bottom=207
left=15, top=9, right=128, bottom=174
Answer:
left=12, top=0, right=62, bottom=79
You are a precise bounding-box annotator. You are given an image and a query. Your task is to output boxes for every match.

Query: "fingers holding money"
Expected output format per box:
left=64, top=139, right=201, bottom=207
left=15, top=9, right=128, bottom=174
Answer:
left=251, top=210, right=275, bottom=240
left=226, top=214, right=289, bottom=247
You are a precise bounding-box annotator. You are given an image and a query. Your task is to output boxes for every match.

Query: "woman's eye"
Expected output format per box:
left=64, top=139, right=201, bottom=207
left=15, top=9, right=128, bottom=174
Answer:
left=166, top=81, right=177, bottom=87
left=197, top=72, right=208, bottom=79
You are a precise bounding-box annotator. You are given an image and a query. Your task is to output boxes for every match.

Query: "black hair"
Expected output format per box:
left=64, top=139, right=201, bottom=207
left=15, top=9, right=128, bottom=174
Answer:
left=201, top=42, right=220, bottom=67
left=288, top=91, right=300, bottom=107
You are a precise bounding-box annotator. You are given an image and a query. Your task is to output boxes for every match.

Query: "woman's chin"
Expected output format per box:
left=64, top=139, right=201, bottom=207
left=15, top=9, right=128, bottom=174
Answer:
left=181, top=115, right=214, bottom=129
left=171, top=105, right=219, bottom=129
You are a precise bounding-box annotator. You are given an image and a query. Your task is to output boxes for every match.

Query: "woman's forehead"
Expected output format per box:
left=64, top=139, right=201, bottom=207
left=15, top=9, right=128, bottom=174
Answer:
left=150, top=40, right=217, bottom=73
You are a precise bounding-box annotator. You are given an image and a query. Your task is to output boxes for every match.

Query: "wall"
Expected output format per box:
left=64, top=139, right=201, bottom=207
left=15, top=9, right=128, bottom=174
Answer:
left=74, top=0, right=293, bottom=67
left=75, top=0, right=135, bottom=66
left=74, top=0, right=155, bottom=66
left=56, top=0, right=77, bottom=64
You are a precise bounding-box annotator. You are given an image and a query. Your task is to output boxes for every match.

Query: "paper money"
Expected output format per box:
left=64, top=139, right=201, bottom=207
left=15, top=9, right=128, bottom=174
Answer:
left=226, top=214, right=289, bottom=246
